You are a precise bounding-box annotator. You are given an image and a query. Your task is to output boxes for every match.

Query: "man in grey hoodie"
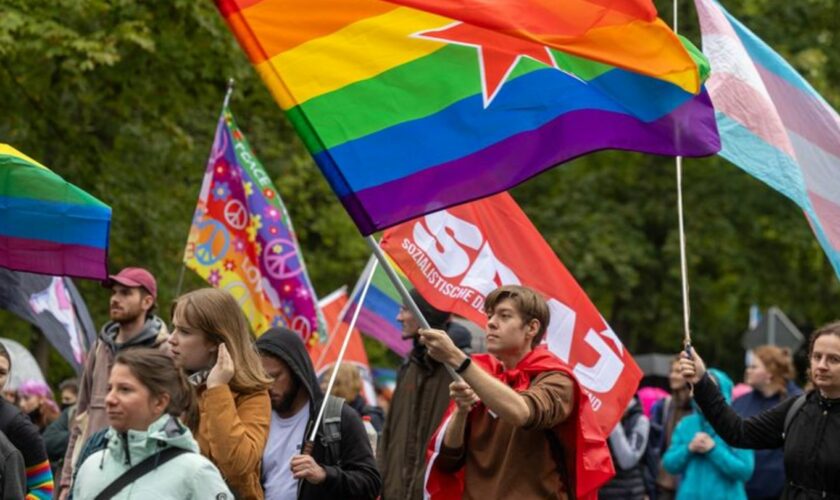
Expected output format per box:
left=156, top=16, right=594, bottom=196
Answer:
left=57, top=267, right=169, bottom=499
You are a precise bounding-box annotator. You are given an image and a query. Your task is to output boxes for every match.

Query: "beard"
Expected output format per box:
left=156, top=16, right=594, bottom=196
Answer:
left=109, top=305, right=144, bottom=324
left=271, top=378, right=302, bottom=414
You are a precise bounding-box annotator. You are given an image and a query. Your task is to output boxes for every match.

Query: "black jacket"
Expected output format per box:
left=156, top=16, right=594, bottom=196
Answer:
left=256, top=327, right=382, bottom=500
left=693, top=373, right=840, bottom=499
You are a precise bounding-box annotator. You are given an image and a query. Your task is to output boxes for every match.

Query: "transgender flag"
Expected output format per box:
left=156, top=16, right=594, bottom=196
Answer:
left=696, top=0, right=840, bottom=278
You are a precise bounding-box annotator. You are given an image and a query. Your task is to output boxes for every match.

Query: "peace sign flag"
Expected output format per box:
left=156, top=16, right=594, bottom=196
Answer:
left=183, top=106, right=324, bottom=341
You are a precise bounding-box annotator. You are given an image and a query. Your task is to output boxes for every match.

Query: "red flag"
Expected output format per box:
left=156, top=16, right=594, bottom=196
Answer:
left=380, top=192, right=641, bottom=435
left=309, top=287, right=370, bottom=371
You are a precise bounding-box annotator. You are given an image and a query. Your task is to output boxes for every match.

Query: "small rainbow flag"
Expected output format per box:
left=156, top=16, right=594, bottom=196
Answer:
left=0, top=145, right=110, bottom=280
left=216, top=0, right=720, bottom=234
left=345, top=256, right=412, bottom=357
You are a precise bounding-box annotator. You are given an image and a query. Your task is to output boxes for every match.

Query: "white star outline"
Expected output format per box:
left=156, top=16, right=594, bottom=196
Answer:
left=412, top=21, right=585, bottom=108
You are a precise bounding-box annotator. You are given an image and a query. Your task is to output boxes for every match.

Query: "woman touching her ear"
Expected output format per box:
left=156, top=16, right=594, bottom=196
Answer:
left=169, top=288, right=272, bottom=500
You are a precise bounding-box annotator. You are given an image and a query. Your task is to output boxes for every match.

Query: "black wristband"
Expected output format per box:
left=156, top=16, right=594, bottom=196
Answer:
left=454, top=356, right=472, bottom=374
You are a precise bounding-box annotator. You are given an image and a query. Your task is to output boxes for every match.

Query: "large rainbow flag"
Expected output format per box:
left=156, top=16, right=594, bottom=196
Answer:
left=216, top=0, right=721, bottom=235
left=695, top=0, right=840, bottom=279
left=0, top=145, right=110, bottom=280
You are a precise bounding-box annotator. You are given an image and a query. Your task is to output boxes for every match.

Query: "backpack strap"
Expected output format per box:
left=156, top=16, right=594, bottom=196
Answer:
left=782, top=393, right=807, bottom=439
left=320, top=396, right=344, bottom=466
left=93, top=447, right=190, bottom=500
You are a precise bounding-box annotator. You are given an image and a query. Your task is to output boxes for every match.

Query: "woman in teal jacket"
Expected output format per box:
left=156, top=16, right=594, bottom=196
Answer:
left=662, top=369, right=753, bottom=500
left=72, top=349, right=232, bottom=499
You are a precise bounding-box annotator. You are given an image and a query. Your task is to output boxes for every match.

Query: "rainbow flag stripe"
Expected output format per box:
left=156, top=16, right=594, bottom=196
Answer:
left=0, top=145, right=110, bottom=280
left=217, top=0, right=720, bottom=234
left=346, top=256, right=411, bottom=356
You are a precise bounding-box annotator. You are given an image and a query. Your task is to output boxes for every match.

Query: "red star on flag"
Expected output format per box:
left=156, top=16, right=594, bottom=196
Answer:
left=417, top=22, right=573, bottom=107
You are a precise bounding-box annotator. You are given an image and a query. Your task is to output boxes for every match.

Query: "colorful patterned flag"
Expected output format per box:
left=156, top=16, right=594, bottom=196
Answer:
left=215, top=0, right=720, bottom=235
left=184, top=105, right=323, bottom=340
left=695, top=0, right=840, bottom=279
left=0, top=144, right=110, bottom=280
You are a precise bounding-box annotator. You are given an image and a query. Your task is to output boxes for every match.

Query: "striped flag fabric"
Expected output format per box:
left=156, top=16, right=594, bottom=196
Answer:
left=345, top=256, right=412, bottom=357
left=215, top=0, right=720, bottom=235
left=0, top=145, right=110, bottom=280
left=695, top=0, right=840, bottom=278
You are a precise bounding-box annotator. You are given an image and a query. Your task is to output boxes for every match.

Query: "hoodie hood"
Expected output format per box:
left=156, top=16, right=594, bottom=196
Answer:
left=100, top=315, right=168, bottom=352
left=256, top=327, right=323, bottom=410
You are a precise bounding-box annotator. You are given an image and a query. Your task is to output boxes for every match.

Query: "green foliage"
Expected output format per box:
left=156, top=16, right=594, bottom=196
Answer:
left=0, top=0, right=838, bottom=384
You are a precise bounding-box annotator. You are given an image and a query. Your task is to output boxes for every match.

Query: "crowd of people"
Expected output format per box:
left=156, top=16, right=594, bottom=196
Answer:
left=1, top=265, right=839, bottom=499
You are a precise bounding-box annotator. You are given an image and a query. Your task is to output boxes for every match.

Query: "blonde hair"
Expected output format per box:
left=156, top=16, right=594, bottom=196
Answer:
left=322, top=363, right=362, bottom=401
left=173, top=288, right=271, bottom=394
left=753, top=345, right=795, bottom=397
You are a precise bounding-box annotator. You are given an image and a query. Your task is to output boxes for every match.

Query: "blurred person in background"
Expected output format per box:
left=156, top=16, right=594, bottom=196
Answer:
left=732, top=345, right=802, bottom=500
left=0, top=343, right=53, bottom=498
left=649, top=355, right=693, bottom=500
left=57, top=379, right=78, bottom=410
left=663, top=369, right=754, bottom=500
left=599, top=396, right=650, bottom=500
left=320, top=363, right=384, bottom=432
left=17, top=380, right=60, bottom=433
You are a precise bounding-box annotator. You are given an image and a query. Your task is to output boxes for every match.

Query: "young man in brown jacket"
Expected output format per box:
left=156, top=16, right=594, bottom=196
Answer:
left=420, top=285, right=612, bottom=499
left=57, top=267, right=168, bottom=499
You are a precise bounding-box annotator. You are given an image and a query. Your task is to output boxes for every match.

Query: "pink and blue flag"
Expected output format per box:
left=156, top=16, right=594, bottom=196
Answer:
left=696, top=0, right=840, bottom=278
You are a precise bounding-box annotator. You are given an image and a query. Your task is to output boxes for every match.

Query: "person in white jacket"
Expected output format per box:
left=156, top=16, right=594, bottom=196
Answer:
left=72, top=349, right=231, bottom=499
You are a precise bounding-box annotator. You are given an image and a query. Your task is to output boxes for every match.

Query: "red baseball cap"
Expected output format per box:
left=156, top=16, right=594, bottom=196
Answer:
left=104, top=267, right=157, bottom=300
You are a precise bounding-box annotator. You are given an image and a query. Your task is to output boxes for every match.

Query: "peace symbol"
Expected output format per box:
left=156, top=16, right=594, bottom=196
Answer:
left=194, top=219, right=230, bottom=266
left=263, top=238, right=303, bottom=280
left=291, top=316, right=312, bottom=340
left=223, top=200, right=249, bottom=230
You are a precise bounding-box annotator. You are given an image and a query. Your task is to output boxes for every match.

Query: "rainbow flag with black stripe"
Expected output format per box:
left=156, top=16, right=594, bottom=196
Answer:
left=217, top=0, right=720, bottom=234
left=0, top=145, right=110, bottom=280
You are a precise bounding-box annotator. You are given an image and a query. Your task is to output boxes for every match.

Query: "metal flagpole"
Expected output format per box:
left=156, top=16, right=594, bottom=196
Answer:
left=306, top=258, right=378, bottom=444
left=364, top=236, right=463, bottom=381
left=174, top=78, right=236, bottom=298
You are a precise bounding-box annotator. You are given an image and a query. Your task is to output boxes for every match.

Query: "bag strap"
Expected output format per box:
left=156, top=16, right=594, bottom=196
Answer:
left=782, top=393, right=807, bottom=439
left=94, top=447, right=190, bottom=500
left=320, top=396, right=344, bottom=465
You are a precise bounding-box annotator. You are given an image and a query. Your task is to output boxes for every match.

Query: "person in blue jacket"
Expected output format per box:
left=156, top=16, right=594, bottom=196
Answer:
left=732, top=345, right=802, bottom=500
left=662, top=368, right=753, bottom=500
